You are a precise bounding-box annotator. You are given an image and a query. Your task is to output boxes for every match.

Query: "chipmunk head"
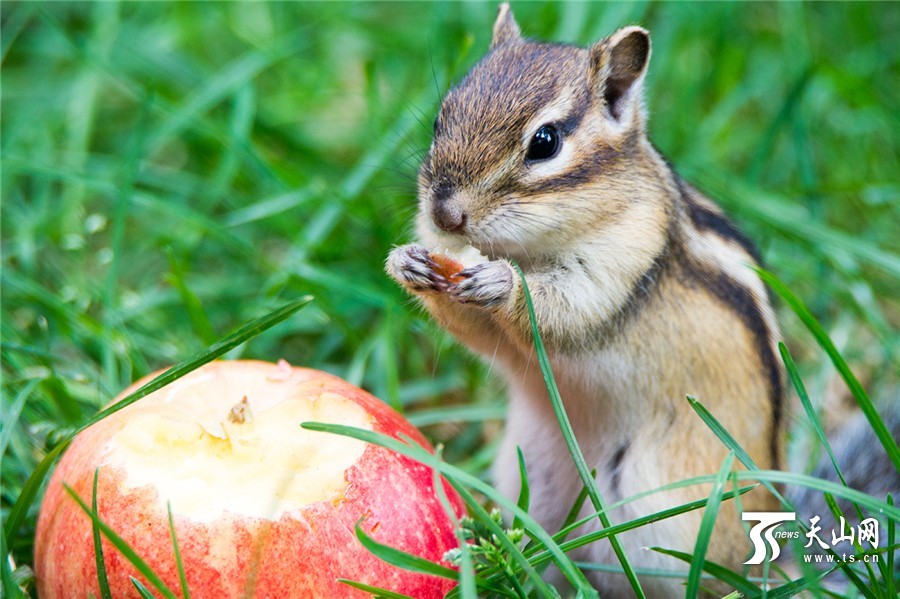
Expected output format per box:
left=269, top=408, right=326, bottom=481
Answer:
left=418, top=3, right=660, bottom=261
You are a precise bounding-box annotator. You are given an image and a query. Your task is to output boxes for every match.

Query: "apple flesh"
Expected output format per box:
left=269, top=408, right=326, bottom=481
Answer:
left=35, top=360, right=463, bottom=598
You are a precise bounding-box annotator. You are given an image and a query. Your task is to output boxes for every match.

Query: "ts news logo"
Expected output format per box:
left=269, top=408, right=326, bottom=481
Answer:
left=742, top=511, right=881, bottom=565
left=742, top=512, right=798, bottom=564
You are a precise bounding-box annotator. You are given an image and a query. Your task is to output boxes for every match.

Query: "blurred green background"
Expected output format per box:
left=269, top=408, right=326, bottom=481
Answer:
left=2, top=0, right=898, bottom=583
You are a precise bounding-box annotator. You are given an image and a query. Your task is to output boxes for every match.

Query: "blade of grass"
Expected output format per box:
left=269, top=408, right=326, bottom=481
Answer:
left=0, top=159, right=254, bottom=255
left=375, top=313, right=402, bottom=410
left=354, top=521, right=459, bottom=580
left=821, top=494, right=879, bottom=595
left=577, top=560, right=794, bottom=585
left=337, top=580, right=417, bottom=599
left=131, top=577, right=158, bottom=599
left=578, top=561, right=689, bottom=579
left=202, top=85, right=255, bottom=212
left=650, top=547, right=760, bottom=597
left=874, top=514, right=893, bottom=598
left=688, top=395, right=895, bottom=592
left=446, top=478, right=560, bottom=599
left=57, top=0, right=117, bottom=229
left=748, top=66, right=814, bottom=183
left=4, top=440, right=71, bottom=544
left=394, top=431, right=536, bottom=598
left=512, top=262, right=645, bottom=599
left=536, top=486, right=756, bottom=566
left=0, top=377, right=43, bottom=457
left=521, top=468, right=594, bottom=579
left=766, top=341, right=868, bottom=596
left=780, top=343, right=848, bottom=486
left=4, top=296, right=312, bottom=540
left=757, top=267, right=900, bottom=472
left=686, top=451, right=735, bottom=597
left=354, top=514, right=518, bottom=597
left=766, top=566, right=840, bottom=599
left=558, top=471, right=594, bottom=541
left=430, top=465, right=477, bottom=599
left=290, top=262, right=392, bottom=310
left=27, top=4, right=286, bottom=190
left=687, top=397, right=895, bottom=514
left=89, top=296, right=310, bottom=425
left=145, top=37, right=307, bottom=156
left=513, top=447, right=530, bottom=531
left=292, top=40, right=472, bottom=262
left=223, top=184, right=323, bottom=228
left=475, top=485, right=757, bottom=592
left=102, top=93, right=150, bottom=390
left=2, top=269, right=106, bottom=350
left=135, top=192, right=254, bottom=255
left=292, top=103, right=426, bottom=261
left=444, top=582, right=519, bottom=599
left=602, top=475, right=747, bottom=523
left=64, top=484, right=178, bottom=599
left=165, top=248, right=217, bottom=346
left=762, top=546, right=772, bottom=599
left=1, top=523, right=22, bottom=599
left=167, top=503, right=190, bottom=599
left=686, top=395, right=784, bottom=501
left=0, top=2, right=35, bottom=61
left=887, top=495, right=895, bottom=598
left=689, top=173, right=900, bottom=278
left=92, top=469, right=112, bottom=599
left=532, top=430, right=888, bottom=599
left=407, top=404, right=506, bottom=428
left=301, top=422, right=595, bottom=595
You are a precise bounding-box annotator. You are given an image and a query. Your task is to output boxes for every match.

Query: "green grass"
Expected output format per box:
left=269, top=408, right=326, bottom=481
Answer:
left=2, top=1, right=898, bottom=597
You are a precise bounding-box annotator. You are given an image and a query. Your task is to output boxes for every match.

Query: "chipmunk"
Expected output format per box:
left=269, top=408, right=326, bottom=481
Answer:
left=387, top=4, right=784, bottom=595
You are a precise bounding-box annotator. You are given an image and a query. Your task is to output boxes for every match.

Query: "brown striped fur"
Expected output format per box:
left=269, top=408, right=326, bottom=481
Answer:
left=387, top=5, right=784, bottom=596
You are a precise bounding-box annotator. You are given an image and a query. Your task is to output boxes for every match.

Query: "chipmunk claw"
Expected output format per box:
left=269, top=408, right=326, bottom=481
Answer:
left=386, top=244, right=448, bottom=293
left=450, top=260, right=514, bottom=308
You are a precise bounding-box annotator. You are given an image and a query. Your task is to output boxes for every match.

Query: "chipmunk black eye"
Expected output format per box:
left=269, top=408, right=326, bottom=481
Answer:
left=526, top=125, right=560, bottom=161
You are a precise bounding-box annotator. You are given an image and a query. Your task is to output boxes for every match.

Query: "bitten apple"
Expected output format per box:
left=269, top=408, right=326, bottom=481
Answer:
left=35, top=360, right=463, bottom=598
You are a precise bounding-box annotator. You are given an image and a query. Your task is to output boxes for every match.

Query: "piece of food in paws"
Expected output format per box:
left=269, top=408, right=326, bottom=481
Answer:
left=429, top=245, right=486, bottom=283
left=430, top=253, right=466, bottom=284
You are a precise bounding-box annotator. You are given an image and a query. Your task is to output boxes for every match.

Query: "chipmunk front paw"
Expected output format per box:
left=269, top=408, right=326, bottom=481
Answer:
left=386, top=244, right=448, bottom=293
left=450, top=261, right=515, bottom=309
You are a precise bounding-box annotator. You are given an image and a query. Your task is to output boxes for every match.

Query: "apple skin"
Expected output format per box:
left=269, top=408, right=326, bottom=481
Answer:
left=35, top=360, right=464, bottom=598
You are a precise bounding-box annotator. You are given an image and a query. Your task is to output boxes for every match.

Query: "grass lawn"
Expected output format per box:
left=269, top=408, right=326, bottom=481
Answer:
left=2, top=1, right=898, bottom=596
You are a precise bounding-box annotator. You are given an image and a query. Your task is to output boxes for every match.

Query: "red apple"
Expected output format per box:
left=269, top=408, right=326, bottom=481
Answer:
left=35, top=360, right=463, bottom=598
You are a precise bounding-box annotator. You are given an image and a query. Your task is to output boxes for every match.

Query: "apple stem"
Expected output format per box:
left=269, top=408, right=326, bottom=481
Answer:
left=228, top=397, right=253, bottom=424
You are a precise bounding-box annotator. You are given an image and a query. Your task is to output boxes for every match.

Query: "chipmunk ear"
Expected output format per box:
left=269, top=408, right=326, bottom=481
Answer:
left=589, top=27, right=651, bottom=122
left=491, top=3, right=522, bottom=48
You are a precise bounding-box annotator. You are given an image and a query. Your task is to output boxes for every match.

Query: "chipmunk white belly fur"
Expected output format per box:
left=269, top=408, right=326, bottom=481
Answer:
left=387, top=5, right=783, bottom=595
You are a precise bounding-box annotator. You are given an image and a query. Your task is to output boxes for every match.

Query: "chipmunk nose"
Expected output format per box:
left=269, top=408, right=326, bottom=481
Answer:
left=431, top=183, right=467, bottom=232
left=432, top=201, right=467, bottom=232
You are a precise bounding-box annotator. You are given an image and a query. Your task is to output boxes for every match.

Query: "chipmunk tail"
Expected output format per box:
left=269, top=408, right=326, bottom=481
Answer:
left=791, top=406, right=900, bottom=517
left=783, top=400, right=899, bottom=588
